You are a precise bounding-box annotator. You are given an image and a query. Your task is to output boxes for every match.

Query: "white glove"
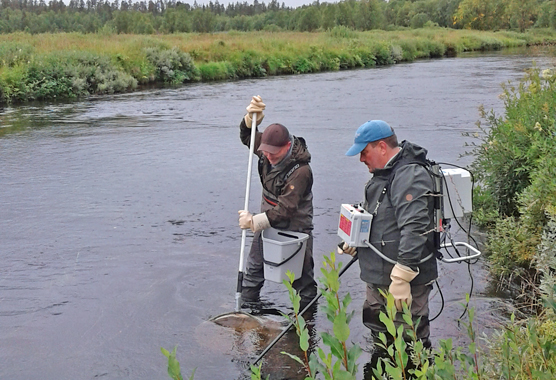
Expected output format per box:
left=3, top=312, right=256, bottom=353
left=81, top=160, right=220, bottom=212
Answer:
left=238, top=210, right=271, bottom=232
left=238, top=210, right=253, bottom=230
left=388, top=263, right=419, bottom=312
left=337, top=242, right=357, bottom=256
left=244, top=95, right=265, bottom=128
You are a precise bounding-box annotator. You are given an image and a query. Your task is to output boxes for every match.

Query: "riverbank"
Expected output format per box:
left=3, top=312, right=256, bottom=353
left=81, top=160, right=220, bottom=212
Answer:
left=1, top=27, right=556, bottom=105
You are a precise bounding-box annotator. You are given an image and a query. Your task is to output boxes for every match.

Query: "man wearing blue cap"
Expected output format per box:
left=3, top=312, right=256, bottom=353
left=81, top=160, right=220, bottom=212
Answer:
left=339, top=120, right=438, bottom=351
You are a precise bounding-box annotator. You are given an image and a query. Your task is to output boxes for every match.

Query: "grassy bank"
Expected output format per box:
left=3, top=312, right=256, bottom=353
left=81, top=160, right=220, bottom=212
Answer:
left=2, top=27, right=556, bottom=105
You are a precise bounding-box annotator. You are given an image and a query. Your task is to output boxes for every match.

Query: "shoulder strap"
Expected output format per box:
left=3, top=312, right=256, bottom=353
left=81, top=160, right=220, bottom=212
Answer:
left=373, top=157, right=431, bottom=214
left=258, top=158, right=309, bottom=203
left=373, top=157, right=444, bottom=261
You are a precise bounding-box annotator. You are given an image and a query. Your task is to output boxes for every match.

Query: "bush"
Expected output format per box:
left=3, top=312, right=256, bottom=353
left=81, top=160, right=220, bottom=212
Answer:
left=0, top=41, right=34, bottom=68
left=468, top=67, right=556, bottom=294
left=144, top=47, right=200, bottom=84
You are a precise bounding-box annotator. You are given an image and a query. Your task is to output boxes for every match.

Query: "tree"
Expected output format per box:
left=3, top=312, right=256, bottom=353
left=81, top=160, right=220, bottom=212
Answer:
left=507, top=0, right=538, bottom=31
left=453, top=0, right=507, bottom=30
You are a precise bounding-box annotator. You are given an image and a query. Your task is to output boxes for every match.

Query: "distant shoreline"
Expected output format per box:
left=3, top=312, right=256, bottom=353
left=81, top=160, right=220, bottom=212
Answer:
left=1, top=28, right=555, bottom=106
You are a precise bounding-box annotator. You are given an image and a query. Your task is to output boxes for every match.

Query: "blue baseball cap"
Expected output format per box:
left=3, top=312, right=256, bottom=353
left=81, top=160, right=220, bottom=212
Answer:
left=345, top=120, right=394, bottom=156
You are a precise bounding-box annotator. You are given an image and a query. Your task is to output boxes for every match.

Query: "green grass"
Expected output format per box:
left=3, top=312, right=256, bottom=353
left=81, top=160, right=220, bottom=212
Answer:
left=1, top=28, right=556, bottom=104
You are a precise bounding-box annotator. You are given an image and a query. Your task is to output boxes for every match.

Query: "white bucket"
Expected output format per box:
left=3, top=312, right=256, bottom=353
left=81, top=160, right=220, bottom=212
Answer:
left=261, top=228, right=309, bottom=283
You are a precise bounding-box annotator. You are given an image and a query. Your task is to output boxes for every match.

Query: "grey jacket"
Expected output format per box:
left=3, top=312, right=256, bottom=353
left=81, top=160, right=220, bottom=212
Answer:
left=240, top=119, right=314, bottom=233
left=359, top=141, right=438, bottom=286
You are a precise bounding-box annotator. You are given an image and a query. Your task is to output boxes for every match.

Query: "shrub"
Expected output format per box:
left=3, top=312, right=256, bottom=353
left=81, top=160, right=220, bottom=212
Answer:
left=24, top=51, right=137, bottom=100
left=144, top=47, right=200, bottom=84
left=0, top=41, right=34, bottom=68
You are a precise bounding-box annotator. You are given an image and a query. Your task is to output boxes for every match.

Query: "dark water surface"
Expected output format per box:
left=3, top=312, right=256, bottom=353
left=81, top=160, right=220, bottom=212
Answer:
left=1, top=47, right=555, bottom=380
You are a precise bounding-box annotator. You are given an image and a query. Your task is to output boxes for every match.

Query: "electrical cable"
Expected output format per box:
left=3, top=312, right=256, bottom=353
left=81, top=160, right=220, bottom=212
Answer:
left=430, top=279, right=444, bottom=322
left=435, top=162, right=480, bottom=319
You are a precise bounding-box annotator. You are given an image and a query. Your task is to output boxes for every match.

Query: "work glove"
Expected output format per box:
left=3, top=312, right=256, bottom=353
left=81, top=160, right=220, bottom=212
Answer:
left=244, top=95, right=265, bottom=128
left=337, top=241, right=357, bottom=256
left=238, top=210, right=271, bottom=232
left=388, top=263, right=419, bottom=312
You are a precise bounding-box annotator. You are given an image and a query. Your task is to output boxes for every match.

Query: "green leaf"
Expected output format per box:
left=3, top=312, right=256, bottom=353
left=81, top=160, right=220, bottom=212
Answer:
left=330, top=368, right=355, bottom=380
left=300, top=328, right=310, bottom=352
left=321, top=332, right=344, bottom=359
left=333, top=311, right=350, bottom=342
left=187, top=368, right=196, bottom=380
left=379, top=311, right=396, bottom=337
left=281, top=351, right=305, bottom=366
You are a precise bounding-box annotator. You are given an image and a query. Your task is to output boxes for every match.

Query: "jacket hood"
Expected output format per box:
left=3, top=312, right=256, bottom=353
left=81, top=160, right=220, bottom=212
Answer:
left=291, top=136, right=311, bottom=164
left=270, top=135, right=311, bottom=169
left=378, top=140, right=428, bottom=174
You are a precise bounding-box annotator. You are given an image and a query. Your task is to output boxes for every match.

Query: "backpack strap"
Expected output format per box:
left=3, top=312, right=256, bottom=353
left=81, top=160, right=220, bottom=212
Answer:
left=258, top=158, right=309, bottom=205
left=372, top=157, right=444, bottom=261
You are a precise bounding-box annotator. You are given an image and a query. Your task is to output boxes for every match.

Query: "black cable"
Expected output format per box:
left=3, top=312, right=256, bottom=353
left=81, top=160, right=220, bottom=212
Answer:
left=435, top=162, right=480, bottom=319
left=430, top=279, right=444, bottom=322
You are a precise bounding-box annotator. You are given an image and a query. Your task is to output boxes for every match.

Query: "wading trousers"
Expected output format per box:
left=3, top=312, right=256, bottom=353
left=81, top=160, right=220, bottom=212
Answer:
left=242, top=230, right=317, bottom=306
left=363, top=282, right=433, bottom=348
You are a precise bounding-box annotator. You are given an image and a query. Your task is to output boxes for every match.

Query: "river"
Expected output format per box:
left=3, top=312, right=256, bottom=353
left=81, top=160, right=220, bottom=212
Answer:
left=1, top=47, right=554, bottom=380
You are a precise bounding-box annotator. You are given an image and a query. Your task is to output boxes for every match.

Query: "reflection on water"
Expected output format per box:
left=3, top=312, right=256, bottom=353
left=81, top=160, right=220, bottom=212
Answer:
left=1, top=48, right=555, bottom=380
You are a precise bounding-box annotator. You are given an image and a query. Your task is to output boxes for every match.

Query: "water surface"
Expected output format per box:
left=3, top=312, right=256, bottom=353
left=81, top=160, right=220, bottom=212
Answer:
left=1, top=47, right=555, bottom=380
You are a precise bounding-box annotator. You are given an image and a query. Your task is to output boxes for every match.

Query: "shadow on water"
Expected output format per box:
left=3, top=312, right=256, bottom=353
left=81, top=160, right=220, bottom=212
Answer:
left=1, top=48, right=556, bottom=380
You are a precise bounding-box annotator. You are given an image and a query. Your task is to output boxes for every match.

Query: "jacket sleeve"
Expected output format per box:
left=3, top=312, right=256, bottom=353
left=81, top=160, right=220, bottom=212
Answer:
left=239, top=117, right=263, bottom=159
left=389, top=164, right=433, bottom=271
left=266, top=165, right=313, bottom=229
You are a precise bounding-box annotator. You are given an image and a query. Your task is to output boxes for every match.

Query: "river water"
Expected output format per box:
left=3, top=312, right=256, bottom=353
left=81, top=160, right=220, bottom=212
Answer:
left=1, top=47, right=555, bottom=380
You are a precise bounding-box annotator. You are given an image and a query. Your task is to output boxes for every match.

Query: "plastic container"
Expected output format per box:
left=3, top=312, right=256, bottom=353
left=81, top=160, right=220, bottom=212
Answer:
left=262, top=228, right=309, bottom=283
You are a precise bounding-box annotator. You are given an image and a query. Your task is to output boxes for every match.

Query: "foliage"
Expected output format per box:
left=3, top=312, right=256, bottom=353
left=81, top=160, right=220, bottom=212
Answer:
left=159, top=266, right=556, bottom=380
left=0, top=0, right=551, bottom=34
left=144, top=47, right=200, bottom=84
left=534, top=216, right=556, bottom=302
left=0, top=41, right=34, bottom=68
left=161, top=346, right=196, bottom=380
left=1, top=29, right=551, bottom=105
left=250, top=362, right=270, bottom=380
left=281, top=252, right=362, bottom=379
left=369, top=292, right=556, bottom=380
left=0, top=50, right=138, bottom=102
left=467, top=67, right=556, bottom=284
left=480, top=295, right=556, bottom=380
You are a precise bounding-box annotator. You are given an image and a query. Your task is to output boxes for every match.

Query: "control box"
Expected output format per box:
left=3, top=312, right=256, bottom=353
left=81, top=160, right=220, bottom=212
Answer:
left=337, top=204, right=373, bottom=247
left=441, top=168, right=472, bottom=219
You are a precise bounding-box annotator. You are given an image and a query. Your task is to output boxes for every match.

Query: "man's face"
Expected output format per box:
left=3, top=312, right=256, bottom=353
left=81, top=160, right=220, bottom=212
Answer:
left=359, top=142, right=384, bottom=173
left=262, top=142, right=291, bottom=165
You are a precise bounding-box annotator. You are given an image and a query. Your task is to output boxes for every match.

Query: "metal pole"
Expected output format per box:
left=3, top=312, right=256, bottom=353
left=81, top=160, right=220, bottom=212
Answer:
left=235, top=114, right=259, bottom=312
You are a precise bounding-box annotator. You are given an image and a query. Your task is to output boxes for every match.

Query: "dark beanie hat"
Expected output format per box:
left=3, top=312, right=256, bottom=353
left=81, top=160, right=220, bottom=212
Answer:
left=258, top=123, right=291, bottom=154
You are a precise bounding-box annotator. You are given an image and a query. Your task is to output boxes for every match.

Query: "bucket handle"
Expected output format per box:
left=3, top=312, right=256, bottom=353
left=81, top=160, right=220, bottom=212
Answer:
left=277, top=231, right=301, bottom=239
left=263, top=242, right=305, bottom=267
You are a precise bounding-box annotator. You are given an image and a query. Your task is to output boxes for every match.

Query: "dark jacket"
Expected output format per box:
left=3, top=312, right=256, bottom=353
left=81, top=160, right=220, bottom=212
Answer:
left=359, top=141, right=438, bottom=286
left=240, top=119, right=313, bottom=233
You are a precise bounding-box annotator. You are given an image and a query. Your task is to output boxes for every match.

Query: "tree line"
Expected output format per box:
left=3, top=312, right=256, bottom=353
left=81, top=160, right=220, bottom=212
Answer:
left=0, top=0, right=552, bottom=34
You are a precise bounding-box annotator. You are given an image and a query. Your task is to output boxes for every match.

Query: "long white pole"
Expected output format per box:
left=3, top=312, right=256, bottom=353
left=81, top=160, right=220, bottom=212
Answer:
left=235, top=113, right=258, bottom=312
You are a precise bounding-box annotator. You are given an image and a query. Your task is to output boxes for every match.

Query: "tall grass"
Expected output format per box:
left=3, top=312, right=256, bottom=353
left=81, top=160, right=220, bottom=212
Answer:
left=1, top=28, right=556, bottom=104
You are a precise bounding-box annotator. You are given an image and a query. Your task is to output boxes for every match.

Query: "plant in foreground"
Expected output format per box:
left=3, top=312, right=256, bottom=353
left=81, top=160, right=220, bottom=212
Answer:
left=281, top=251, right=362, bottom=379
left=162, top=264, right=556, bottom=380
left=161, top=346, right=196, bottom=380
